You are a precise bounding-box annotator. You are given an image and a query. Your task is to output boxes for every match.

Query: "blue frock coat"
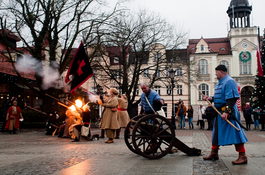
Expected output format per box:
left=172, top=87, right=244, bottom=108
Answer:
left=212, top=75, right=248, bottom=146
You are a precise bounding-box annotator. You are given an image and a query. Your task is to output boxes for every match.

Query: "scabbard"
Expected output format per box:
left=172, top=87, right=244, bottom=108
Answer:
left=229, top=112, right=248, bottom=131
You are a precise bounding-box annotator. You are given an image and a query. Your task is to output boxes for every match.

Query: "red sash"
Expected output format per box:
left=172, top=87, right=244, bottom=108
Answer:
left=117, top=108, right=127, bottom=111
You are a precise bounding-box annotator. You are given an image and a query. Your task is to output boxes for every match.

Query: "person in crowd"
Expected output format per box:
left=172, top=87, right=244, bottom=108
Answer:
left=139, top=82, right=163, bottom=115
left=46, top=111, right=60, bottom=135
left=99, top=88, right=120, bottom=143
left=202, top=65, right=248, bottom=165
left=72, top=103, right=92, bottom=142
left=2, top=96, right=16, bottom=132
left=243, top=102, right=252, bottom=130
left=5, top=100, right=23, bottom=134
left=252, top=108, right=260, bottom=130
left=187, top=105, right=194, bottom=129
left=197, top=104, right=206, bottom=129
left=115, top=94, right=130, bottom=139
left=176, top=101, right=187, bottom=129
left=205, top=104, right=215, bottom=130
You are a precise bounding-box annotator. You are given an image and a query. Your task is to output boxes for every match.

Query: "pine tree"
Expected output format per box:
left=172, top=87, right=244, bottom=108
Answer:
left=252, top=32, right=265, bottom=109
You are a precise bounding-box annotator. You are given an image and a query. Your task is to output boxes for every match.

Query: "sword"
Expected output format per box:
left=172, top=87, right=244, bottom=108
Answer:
left=193, top=84, right=240, bottom=131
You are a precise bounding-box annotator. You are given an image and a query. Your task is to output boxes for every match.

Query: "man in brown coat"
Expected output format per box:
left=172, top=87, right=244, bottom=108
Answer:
left=99, top=88, right=120, bottom=143
left=115, top=94, right=130, bottom=139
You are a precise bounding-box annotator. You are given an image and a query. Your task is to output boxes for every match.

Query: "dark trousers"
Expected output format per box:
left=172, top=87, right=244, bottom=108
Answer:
left=199, top=120, right=204, bottom=129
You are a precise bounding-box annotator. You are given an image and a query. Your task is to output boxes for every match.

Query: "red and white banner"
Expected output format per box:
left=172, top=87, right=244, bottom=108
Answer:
left=257, top=39, right=264, bottom=77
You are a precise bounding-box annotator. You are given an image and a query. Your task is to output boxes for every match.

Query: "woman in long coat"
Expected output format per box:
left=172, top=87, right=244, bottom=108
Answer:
left=115, top=94, right=130, bottom=139
left=100, top=88, right=120, bottom=143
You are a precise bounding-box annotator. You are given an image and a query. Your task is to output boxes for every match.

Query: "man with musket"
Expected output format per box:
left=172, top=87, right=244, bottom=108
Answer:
left=202, top=65, right=248, bottom=165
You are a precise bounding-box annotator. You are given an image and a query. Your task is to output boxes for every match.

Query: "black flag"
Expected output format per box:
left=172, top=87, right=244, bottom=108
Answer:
left=65, top=42, right=94, bottom=94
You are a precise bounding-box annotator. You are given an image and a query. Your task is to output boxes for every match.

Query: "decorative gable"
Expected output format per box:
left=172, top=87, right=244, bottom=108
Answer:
left=195, top=38, right=210, bottom=53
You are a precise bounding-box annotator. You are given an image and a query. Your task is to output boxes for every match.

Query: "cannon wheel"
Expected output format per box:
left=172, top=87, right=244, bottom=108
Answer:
left=124, top=115, right=144, bottom=154
left=131, top=114, right=175, bottom=159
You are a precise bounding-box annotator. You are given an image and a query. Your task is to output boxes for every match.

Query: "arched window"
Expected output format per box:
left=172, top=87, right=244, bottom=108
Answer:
left=240, top=60, right=251, bottom=74
left=199, top=83, right=209, bottom=100
left=198, top=59, right=208, bottom=74
left=220, top=60, right=229, bottom=74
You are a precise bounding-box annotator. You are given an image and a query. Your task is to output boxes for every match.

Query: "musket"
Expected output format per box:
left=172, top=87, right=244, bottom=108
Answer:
left=192, top=84, right=240, bottom=131
left=24, top=103, right=47, bottom=116
left=44, top=93, right=75, bottom=105
left=104, top=85, right=110, bottom=90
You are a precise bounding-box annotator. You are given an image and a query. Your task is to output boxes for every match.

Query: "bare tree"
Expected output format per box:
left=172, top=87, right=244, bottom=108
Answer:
left=87, top=10, right=193, bottom=116
left=0, top=0, right=124, bottom=92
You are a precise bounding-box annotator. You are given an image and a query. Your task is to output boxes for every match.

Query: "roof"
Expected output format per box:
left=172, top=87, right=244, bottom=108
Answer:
left=188, top=37, right=232, bottom=55
left=0, top=29, right=20, bottom=42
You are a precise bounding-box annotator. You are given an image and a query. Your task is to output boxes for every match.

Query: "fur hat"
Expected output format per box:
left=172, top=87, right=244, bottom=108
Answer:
left=110, top=88, right=119, bottom=95
left=215, top=65, right=227, bottom=72
left=122, top=94, right=127, bottom=100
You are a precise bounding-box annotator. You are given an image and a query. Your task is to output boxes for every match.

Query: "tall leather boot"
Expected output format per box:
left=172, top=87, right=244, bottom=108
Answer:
left=114, top=129, right=120, bottom=139
left=99, top=129, right=105, bottom=138
left=232, top=152, right=247, bottom=164
left=203, top=149, right=219, bottom=160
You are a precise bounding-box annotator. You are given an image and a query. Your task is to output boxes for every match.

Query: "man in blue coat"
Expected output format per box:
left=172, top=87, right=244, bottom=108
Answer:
left=202, top=65, right=248, bottom=165
left=139, top=82, right=163, bottom=114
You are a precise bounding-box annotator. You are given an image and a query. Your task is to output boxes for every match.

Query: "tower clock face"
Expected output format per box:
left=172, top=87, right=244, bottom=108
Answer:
left=239, top=51, right=251, bottom=62
left=242, top=43, right=248, bottom=48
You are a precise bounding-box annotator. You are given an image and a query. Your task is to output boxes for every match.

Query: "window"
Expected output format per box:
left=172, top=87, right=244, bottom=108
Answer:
left=176, top=68, right=182, bottom=76
left=198, top=59, right=208, bottom=74
left=201, top=45, right=204, bottom=51
left=154, top=86, right=161, bottom=95
left=153, top=53, right=161, bottom=62
left=220, top=60, right=229, bottom=74
left=144, top=69, right=149, bottom=78
left=156, top=69, right=160, bottom=77
left=177, top=85, right=182, bottom=95
left=111, top=70, right=120, bottom=79
left=114, top=57, right=119, bottom=63
left=220, top=48, right=226, bottom=51
left=240, top=60, right=251, bottom=74
left=166, top=85, right=172, bottom=95
left=136, top=87, right=139, bottom=95
left=199, top=84, right=209, bottom=100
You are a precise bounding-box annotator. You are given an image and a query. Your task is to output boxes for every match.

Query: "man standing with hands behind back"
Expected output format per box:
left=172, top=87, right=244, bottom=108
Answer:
left=202, top=65, right=248, bottom=165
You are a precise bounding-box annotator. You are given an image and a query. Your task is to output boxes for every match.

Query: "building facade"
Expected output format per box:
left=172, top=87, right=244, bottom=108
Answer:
left=189, top=0, right=262, bottom=119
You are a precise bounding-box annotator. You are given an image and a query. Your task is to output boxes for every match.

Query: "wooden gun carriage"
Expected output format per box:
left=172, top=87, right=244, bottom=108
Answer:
left=124, top=114, right=201, bottom=159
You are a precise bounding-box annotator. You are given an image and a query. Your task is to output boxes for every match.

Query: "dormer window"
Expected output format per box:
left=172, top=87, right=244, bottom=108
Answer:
left=220, top=48, right=226, bottom=51
left=201, top=45, right=204, bottom=51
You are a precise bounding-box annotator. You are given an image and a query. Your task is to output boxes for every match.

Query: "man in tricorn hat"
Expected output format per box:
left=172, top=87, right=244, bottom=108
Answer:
left=202, top=65, right=248, bottom=165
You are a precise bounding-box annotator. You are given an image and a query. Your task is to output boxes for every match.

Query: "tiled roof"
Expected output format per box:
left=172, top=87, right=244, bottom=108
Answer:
left=189, top=37, right=232, bottom=55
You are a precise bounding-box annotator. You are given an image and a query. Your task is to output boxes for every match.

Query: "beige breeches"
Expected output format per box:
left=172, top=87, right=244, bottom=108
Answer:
left=106, top=129, right=115, bottom=139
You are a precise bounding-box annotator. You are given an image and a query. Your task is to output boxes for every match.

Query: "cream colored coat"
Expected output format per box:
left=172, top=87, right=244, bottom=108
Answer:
left=117, top=98, right=130, bottom=128
left=100, top=96, right=120, bottom=130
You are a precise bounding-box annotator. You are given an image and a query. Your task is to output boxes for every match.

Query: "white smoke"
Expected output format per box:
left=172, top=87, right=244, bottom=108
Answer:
left=87, top=92, right=99, bottom=103
left=16, top=55, right=63, bottom=90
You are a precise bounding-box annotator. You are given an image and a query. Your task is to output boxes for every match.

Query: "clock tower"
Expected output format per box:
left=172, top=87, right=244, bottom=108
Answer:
left=227, top=0, right=259, bottom=107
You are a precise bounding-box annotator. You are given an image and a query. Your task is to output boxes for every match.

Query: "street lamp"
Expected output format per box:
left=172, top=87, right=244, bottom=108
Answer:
left=168, top=69, right=176, bottom=129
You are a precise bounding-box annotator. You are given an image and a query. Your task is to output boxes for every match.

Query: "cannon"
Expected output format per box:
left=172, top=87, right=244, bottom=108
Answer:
left=124, top=114, right=201, bottom=159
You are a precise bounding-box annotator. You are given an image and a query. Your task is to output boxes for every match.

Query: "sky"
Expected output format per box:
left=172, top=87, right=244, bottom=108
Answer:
left=124, top=0, right=265, bottom=41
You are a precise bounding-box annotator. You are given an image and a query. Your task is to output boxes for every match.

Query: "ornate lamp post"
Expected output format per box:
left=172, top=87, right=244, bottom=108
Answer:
left=168, top=69, right=176, bottom=129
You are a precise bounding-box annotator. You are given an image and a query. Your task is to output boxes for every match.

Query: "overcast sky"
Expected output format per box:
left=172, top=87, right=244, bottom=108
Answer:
left=124, top=0, right=264, bottom=40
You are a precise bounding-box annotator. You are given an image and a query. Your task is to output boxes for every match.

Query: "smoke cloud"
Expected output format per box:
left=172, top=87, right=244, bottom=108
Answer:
left=16, top=55, right=63, bottom=90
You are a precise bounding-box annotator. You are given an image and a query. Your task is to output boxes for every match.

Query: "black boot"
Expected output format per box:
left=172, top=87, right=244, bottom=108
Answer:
left=114, top=129, right=120, bottom=139
left=99, top=129, right=105, bottom=138
left=72, top=137, right=79, bottom=142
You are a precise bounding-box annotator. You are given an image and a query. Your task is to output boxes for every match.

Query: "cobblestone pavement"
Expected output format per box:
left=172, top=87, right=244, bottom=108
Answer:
left=0, top=126, right=265, bottom=175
